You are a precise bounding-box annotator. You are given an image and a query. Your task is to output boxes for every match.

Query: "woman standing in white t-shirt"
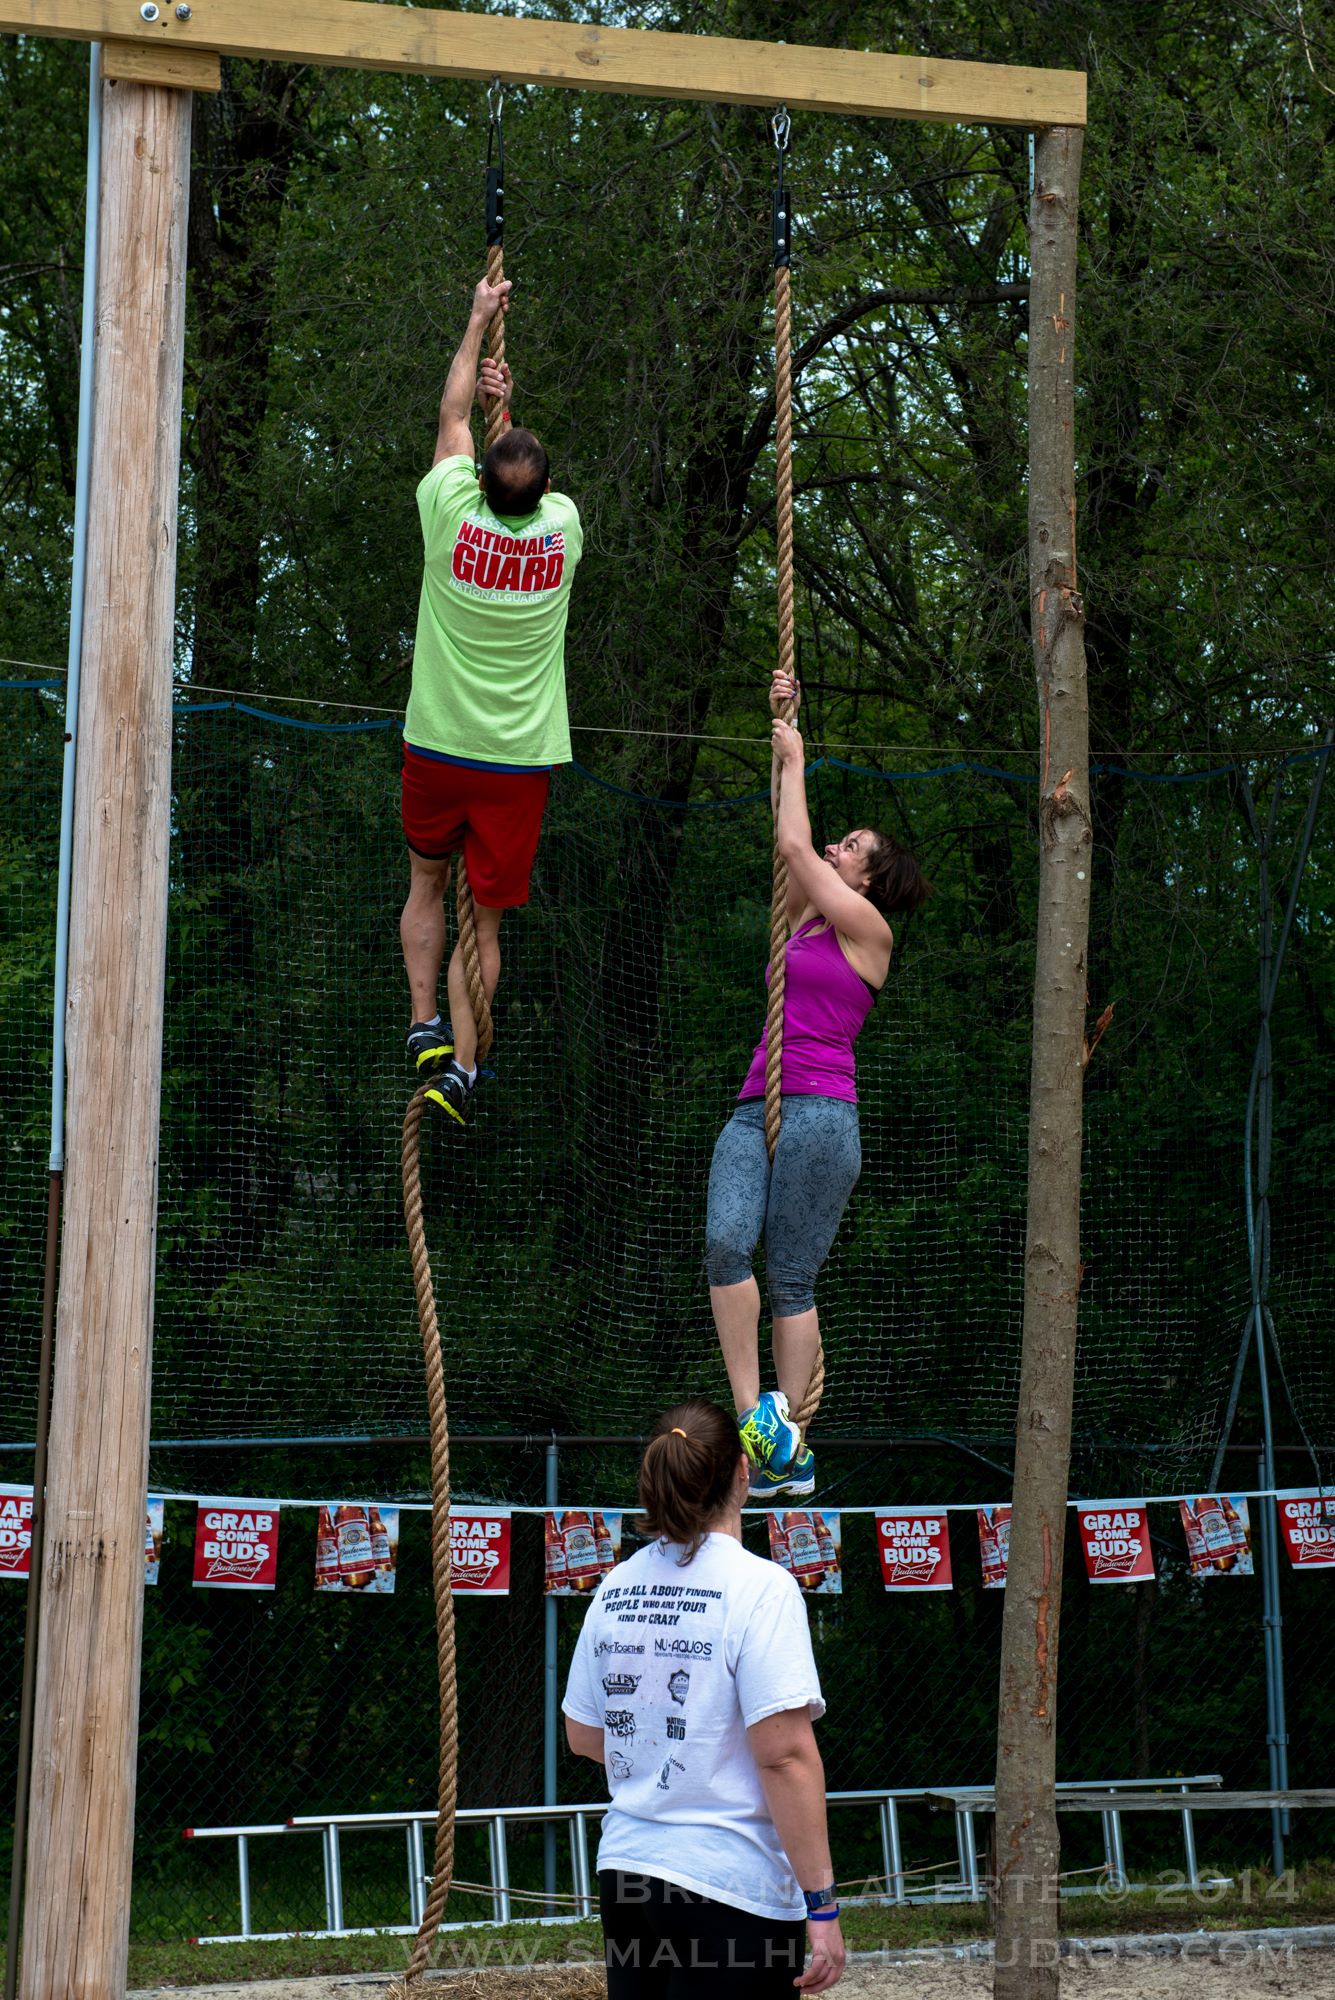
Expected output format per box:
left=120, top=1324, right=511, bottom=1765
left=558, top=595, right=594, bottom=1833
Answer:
left=563, top=1399, right=845, bottom=1996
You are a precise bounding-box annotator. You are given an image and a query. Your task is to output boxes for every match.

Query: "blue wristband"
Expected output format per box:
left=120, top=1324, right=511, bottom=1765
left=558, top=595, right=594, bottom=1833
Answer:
left=807, top=1907, right=840, bottom=1921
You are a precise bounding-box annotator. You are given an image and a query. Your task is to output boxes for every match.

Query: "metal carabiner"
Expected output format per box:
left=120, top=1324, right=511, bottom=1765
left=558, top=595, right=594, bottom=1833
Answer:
left=770, top=105, right=791, bottom=153
left=486, top=77, right=505, bottom=176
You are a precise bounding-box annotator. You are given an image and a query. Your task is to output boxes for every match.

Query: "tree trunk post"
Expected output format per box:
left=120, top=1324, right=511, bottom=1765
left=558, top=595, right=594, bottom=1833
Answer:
left=992, top=123, right=1090, bottom=2000
left=18, top=76, right=191, bottom=2000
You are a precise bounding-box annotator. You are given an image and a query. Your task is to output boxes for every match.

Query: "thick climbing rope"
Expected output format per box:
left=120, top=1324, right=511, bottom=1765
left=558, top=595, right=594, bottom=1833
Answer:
left=389, top=91, right=507, bottom=1999
left=763, top=110, right=824, bottom=1440
left=391, top=1087, right=460, bottom=1997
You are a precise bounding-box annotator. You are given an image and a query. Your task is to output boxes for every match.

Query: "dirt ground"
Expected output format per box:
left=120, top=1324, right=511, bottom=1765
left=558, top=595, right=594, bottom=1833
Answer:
left=128, top=1932, right=1335, bottom=2000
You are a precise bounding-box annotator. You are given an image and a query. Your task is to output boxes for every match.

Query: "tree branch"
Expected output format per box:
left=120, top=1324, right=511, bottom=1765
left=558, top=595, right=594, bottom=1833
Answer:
left=738, top=283, right=1030, bottom=469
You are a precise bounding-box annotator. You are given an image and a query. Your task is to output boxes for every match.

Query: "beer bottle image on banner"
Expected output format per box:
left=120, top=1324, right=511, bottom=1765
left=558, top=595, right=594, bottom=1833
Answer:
left=781, top=1511, right=827, bottom=1590
left=1221, top=1496, right=1252, bottom=1572
left=978, top=1512, right=1002, bottom=1589
left=1195, top=1495, right=1236, bottom=1569
left=593, top=1510, right=616, bottom=1573
left=335, top=1503, right=376, bottom=1589
left=562, top=1510, right=602, bottom=1592
left=768, top=1518, right=794, bottom=1572
left=544, top=1511, right=568, bottom=1595
left=369, top=1506, right=393, bottom=1574
left=316, top=1506, right=341, bottom=1590
left=1181, top=1502, right=1207, bottom=1574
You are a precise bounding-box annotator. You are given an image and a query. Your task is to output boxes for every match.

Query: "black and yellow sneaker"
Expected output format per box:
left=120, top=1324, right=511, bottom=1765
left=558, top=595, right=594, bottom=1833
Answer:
left=407, top=1020, right=453, bottom=1080
left=424, top=1059, right=476, bottom=1128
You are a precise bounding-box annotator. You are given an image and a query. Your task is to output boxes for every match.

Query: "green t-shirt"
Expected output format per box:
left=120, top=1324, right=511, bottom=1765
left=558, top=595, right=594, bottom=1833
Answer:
left=405, top=454, right=583, bottom=765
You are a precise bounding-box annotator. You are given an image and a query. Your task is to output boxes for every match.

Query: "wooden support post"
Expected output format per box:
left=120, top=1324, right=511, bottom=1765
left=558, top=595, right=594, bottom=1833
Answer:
left=18, top=75, right=191, bottom=2000
left=992, top=123, right=1090, bottom=2000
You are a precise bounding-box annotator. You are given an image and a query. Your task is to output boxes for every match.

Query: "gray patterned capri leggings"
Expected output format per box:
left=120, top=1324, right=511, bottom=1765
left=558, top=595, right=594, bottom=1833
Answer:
left=705, top=1096, right=862, bottom=1317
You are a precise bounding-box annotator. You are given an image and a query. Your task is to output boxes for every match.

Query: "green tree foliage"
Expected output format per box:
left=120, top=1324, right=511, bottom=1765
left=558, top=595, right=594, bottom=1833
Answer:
left=2, top=0, right=1334, bottom=1910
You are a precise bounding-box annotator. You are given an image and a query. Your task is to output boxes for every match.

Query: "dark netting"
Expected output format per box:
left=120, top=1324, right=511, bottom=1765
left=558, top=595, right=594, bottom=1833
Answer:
left=2, top=688, right=1330, bottom=1482
left=3, top=688, right=1333, bottom=1942
left=0, top=682, right=62, bottom=1429
left=4, top=1453, right=1334, bottom=1942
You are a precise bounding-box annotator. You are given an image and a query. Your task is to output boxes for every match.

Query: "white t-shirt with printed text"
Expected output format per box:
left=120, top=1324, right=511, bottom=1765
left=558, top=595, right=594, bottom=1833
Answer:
left=562, top=1531, right=825, bottom=1920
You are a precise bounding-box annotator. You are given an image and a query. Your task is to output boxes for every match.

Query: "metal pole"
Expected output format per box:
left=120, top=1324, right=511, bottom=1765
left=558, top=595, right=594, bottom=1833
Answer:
left=408, top=1818, right=426, bottom=1928
left=544, top=1437, right=559, bottom=1909
left=571, top=1812, right=592, bottom=1919
left=1246, top=773, right=1288, bottom=1876
left=1253, top=772, right=1279, bottom=1873
left=327, top=1825, right=344, bottom=1932
left=955, top=1804, right=980, bottom=1901
left=880, top=1798, right=904, bottom=1905
left=3, top=51, right=102, bottom=2000
left=1257, top=1446, right=1289, bottom=1873
left=1180, top=1786, right=1200, bottom=1891
left=1237, top=732, right=1332, bottom=1876
left=491, top=1816, right=512, bottom=1923
left=1208, top=733, right=1330, bottom=1496
left=50, top=40, right=102, bottom=1184
left=237, top=1832, right=252, bottom=1938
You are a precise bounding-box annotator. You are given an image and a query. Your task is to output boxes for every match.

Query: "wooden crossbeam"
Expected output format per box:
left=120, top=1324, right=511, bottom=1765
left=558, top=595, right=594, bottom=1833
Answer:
left=0, top=0, right=1086, bottom=125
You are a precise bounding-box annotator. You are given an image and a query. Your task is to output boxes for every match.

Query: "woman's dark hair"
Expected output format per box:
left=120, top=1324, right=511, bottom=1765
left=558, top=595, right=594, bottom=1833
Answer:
left=637, top=1399, right=743, bottom=1564
left=482, top=426, right=549, bottom=517
left=862, top=830, right=932, bottom=918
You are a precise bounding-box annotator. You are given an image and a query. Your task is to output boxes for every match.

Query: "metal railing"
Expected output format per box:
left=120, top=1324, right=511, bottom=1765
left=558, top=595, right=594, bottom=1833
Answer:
left=183, top=1772, right=1226, bottom=1943
left=184, top=1803, right=603, bottom=1944
left=921, top=1776, right=1227, bottom=1901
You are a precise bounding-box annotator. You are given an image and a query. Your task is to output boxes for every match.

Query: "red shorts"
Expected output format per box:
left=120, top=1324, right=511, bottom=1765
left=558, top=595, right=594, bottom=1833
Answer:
left=401, top=747, right=551, bottom=907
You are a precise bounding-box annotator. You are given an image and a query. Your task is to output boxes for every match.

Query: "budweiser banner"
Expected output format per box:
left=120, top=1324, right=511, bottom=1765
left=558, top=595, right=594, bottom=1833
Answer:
left=451, top=1508, right=512, bottom=1595
left=977, top=1504, right=1011, bottom=1589
left=193, top=1501, right=281, bottom=1591
left=1180, top=1495, right=1253, bottom=1577
left=767, top=1509, right=842, bottom=1594
left=315, top=1502, right=399, bottom=1594
left=145, top=1496, right=165, bottom=1587
left=545, top=1509, right=623, bottom=1596
left=1277, top=1491, right=1335, bottom=1570
left=1078, top=1503, right=1155, bottom=1583
left=0, top=1485, right=33, bottom=1581
left=876, top=1510, right=953, bottom=1592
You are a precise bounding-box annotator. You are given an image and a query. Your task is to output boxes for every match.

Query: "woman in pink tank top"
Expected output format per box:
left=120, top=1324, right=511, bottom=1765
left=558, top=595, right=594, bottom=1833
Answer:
left=708, top=671, right=932, bottom=1503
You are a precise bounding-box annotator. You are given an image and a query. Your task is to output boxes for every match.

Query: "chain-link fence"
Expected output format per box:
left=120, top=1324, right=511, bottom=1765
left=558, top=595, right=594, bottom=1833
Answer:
left=5, top=1448, right=1327, bottom=1944
left=4, top=1439, right=1333, bottom=1940
left=0, top=687, right=1332, bottom=1940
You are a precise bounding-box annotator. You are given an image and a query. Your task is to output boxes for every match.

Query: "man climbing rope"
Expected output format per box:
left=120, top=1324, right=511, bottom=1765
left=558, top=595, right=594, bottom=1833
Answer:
left=400, top=274, right=583, bottom=1125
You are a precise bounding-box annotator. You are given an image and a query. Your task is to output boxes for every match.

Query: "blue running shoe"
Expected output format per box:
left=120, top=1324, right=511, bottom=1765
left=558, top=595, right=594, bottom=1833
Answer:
left=737, top=1390, right=800, bottom=1474
left=749, top=1448, right=815, bottom=1502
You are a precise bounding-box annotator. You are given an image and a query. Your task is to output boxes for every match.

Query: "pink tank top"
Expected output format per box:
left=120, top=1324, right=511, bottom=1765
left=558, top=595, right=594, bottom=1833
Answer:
left=737, top=919, right=876, bottom=1106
